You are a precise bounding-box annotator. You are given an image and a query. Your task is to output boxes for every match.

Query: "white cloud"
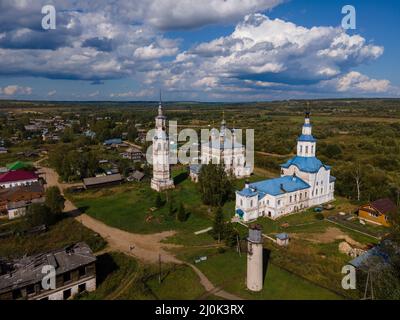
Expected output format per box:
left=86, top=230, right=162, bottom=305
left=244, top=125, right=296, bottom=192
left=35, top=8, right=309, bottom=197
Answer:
left=143, top=0, right=284, bottom=29
left=88, top=90, right=100, bottom=97
left=0, top=85, right=32, bottom=96
left=47, top=90, right=57, bottom=96
left=151, top=13, right=393, bottom=99
left=329, top=71, right=391, bottom=93
left=110, top=89, right=155, bottom=98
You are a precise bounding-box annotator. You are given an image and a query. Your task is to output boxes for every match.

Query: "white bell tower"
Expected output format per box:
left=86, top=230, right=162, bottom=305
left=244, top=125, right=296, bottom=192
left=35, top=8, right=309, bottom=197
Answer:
left=151, top=93, right=174, bottom=192
left=297, top=112, right=317, bottom=157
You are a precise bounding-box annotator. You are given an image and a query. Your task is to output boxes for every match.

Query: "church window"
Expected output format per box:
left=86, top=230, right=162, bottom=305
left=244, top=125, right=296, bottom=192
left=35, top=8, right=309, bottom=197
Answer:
left=300, top=193, right=302, bottom=200
left=290, top=196, right=292, bottom=203
left=311, top=146, right=314, bottom=154
left=316, top=181, right=319, bottom=186
left=305, top=192, right=307, bottom=197
left=305, top=146, right=309, bottom=154
left=316, top=189, right=318, bottom=195
left=300, top=145, right=303, bottom=153
left=267, top=200, right=270, bottom=205
left=250, top=200, right=253, bottom=207
left=278, top=200, right=281, bottom=206
left=294, top=194, right=297, bottom=201
left=321, top=188, right=323, bottom=194
left=240, top=199, right=243, bottom=206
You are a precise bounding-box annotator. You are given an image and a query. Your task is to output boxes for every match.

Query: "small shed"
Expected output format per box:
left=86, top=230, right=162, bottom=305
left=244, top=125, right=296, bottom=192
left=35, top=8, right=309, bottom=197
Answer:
left=275, top=233, right=290, bottom=246
left=128, top=171, right=145, bottom=182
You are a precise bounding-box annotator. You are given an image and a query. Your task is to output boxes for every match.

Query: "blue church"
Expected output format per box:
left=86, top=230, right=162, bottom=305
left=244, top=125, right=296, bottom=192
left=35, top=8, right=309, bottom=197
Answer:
left=235, top=113, right=335, bottom=222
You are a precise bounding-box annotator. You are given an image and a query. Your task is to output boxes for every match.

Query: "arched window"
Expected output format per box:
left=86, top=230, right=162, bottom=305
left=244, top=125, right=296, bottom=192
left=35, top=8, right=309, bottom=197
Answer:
left=305, top=146, right=309, bottom=154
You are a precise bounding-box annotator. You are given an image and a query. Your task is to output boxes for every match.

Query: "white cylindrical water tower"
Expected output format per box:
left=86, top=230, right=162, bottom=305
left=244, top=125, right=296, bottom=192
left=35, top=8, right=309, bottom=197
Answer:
left=247, top=224, right=263, bottom=292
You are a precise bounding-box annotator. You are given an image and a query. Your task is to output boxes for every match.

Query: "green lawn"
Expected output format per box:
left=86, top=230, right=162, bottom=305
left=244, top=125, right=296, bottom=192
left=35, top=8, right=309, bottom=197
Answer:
left=179, top=248, right=342, bottom=300
left=80, top=252, right=205, bottom=300
left=70, top=169, right=213, bottom=236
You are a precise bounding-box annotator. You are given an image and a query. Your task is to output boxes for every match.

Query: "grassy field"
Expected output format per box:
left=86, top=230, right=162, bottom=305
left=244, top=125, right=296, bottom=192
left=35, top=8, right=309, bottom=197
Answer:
left=79, top=252, right=205, bottom=300
left=0, top=217, right=106, bottom=258
left=177, top=247, right=342, bottom=300
left=67, top=166, right=384, bottom=300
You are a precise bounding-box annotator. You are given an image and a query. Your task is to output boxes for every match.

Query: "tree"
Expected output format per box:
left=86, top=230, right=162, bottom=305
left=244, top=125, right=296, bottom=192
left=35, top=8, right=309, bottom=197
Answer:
left=351, top=163, right=363, bottom=202
left=177, top=202, right=187, bottom=222
left=224, top=223, right=239, bottom=248
left=127, top=125, right=138, bottom=142
left=25, top=204, right=56, bottom=228
left=168, top=199, right=175, bottom=218
left=198, top=164, right=234, bottom=207
left=323, top=144, right=342, bottom=159
left=155, top=193, right=163, bottom=208
left=62, top=127, right=75, bottom=143
left=45, top=186, right=65, bottom=215
left=212, top=207, right=225, bottom=242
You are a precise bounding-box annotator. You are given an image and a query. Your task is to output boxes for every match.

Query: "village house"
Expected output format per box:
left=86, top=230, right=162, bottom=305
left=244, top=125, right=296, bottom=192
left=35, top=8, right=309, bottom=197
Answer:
left=103, top=138, right=123, bottom=147
left=0, top=183, right=45, bottom=219
left=0, top=243, right=96, bottom=300
left=0, top=170, right=39, bottom=189
left=0, top=147, right=8, bottom=154
left=357, top=198, right=397, bottom=227
left=6, top=198, right=46, bottom=220
left=121, top=147, right=143, bottom=161
left=83, top=174, right=123, bottom=189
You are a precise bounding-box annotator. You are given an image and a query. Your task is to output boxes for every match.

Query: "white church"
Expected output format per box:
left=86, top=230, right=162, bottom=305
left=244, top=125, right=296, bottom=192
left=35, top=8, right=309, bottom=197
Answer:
left=235, top=113, right=335, bottom=222
left=151, top=99, right=175, bottom=192
left=189, top=115, right=253, bottom=182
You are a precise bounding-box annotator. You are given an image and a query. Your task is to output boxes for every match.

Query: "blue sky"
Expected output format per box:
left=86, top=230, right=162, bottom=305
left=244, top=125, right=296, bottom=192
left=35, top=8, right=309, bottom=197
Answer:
left=0, top=0, right=399, bottom=101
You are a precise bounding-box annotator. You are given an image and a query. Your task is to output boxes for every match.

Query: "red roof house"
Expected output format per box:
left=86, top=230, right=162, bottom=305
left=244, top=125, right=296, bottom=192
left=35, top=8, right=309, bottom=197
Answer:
left=0, top=170, right=39, bottom=188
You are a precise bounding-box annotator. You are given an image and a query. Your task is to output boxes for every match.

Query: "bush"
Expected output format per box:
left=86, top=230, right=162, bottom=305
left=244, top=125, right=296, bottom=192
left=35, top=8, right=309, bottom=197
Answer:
left=155, top=194, right=163, bottom=208
left=25, top=204, right=58, bottom=228
left=315, top=213, right=325, bottom=221
left=177, top=203, right=188, bottom=222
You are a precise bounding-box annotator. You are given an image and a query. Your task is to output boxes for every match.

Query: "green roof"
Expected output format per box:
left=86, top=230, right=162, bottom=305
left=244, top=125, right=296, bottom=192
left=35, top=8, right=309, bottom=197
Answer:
left=6, top=161, right=32, bottom=170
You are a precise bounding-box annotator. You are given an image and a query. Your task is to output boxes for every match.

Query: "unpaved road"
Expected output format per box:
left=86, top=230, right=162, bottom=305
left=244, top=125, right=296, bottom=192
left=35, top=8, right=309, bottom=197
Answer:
left=36, top=162, right=243, bottom=300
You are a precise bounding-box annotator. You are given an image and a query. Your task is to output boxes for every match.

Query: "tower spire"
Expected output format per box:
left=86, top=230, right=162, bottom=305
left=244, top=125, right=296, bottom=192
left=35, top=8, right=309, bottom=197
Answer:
left=158, top=89, right=163, bottom=116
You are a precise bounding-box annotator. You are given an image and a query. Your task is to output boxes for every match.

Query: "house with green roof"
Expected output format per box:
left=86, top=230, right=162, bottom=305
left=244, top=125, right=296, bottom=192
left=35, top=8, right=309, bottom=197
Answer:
left=6, top=161, right=32, bottom=171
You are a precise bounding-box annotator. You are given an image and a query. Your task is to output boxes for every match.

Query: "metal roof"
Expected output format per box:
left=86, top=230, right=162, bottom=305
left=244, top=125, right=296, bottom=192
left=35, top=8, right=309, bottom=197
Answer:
left=83, top=173, right=123, bottom=186
left=0, top=242, right=96, bottom=294
left=243, top=175, right=311, bottom=197
left=281, top=156, right=331, bottom=174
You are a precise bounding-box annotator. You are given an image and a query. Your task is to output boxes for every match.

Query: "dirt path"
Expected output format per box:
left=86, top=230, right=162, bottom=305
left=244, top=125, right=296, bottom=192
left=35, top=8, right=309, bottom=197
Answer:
left=188, top=263, right=243, bottom=300
left=36, top=162, right=243, bottom=300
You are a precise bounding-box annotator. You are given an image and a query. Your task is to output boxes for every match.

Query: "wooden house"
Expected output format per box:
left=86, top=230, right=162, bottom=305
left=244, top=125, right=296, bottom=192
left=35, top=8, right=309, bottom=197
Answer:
left=358, top=198, right=397, bottom=227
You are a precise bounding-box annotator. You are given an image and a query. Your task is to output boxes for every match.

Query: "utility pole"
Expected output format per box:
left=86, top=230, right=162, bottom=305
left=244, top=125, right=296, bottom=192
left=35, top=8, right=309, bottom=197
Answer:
left=363, top=270, right=374, bottom=300
left=236, top=234, right=241, bottom=257
left=158, top=254, right=162, bottom=284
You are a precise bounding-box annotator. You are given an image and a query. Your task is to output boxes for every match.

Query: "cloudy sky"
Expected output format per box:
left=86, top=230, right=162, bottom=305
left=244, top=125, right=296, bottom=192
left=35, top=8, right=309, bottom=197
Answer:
left=0, top=0, right=399, bottom=101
